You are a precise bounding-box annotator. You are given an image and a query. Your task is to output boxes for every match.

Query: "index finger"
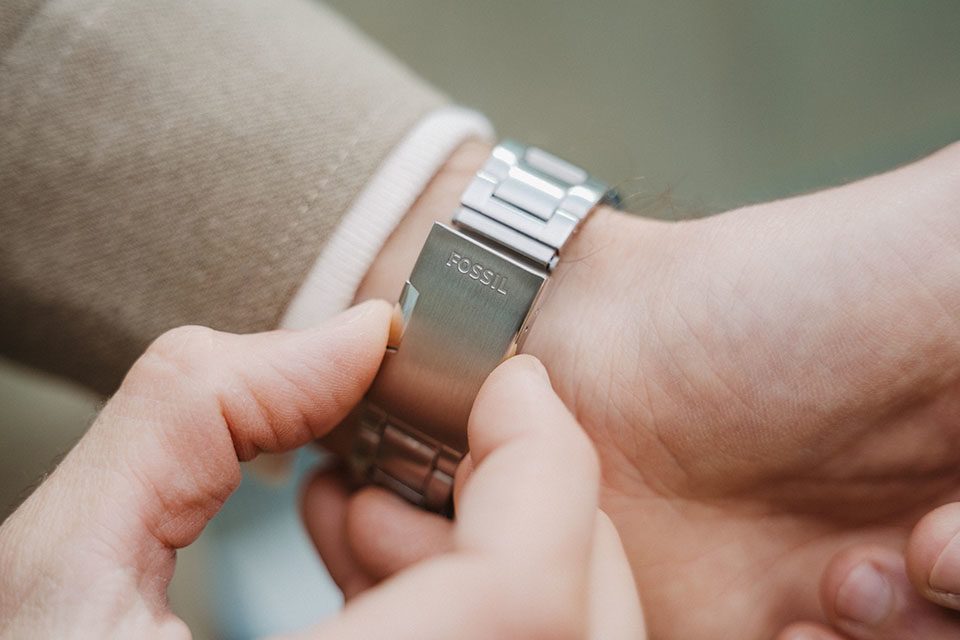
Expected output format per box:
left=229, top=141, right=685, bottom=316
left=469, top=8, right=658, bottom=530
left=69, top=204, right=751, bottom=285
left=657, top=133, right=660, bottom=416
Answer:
left=455, top=355, right=600, bottom=568
left=293, top=355, right=603, bottom=640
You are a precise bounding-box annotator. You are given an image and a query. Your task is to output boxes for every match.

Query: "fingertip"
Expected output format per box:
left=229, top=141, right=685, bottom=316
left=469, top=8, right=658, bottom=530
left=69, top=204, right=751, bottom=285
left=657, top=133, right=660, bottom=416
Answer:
left=326, top=298, right=394, bottom=328
left=820, top=545, right=898, bottom=630
left=907, top=502, right=960, bottom=608
left=819, top=542, right=960, bottom=639
left=278, top=301, right=392, bottom=439
left=469, top=354, right=583, bottom=466
left=345, top=486, right=453, bottom=580
left=344, top=486, right=408, bottom=543
left=476, top=355, right=551, bottom=407
left=300, top=468, right=349, bottom=530
left=309, top=299, right=393, bottom=373
left=303, top=299, right=393, bottom=366
left=455, top=353, right=599, bottom=567
left=502, top=354, right=550, bottom=381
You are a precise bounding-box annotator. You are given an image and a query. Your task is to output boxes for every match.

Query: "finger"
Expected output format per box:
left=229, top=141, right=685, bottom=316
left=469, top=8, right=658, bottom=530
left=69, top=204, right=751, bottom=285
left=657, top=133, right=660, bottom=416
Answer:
left=300, top=470, right=374, bottom=599
left=304, top=355, right=604, bottom=640
left=906, top=502, right=960, bottom=610
left=776, top=623, right=850, bottom=640
left=456, top=354, right=600, bottom=567
left=306, top=456, right=455, bottom=588
left=587, top=511, right=646, bottom=639
left=821, top=544, right=960, bottom=639
left=342, top=486, right=452, bottom=580
left=0, top=301, right=391, bottom=602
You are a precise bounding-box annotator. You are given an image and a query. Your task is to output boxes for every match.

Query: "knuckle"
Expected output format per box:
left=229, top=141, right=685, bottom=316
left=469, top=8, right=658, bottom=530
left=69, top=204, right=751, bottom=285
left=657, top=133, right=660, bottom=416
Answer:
left=148, top=325, right=219, bottom=360
left=128, top=325, right=222, bottom=389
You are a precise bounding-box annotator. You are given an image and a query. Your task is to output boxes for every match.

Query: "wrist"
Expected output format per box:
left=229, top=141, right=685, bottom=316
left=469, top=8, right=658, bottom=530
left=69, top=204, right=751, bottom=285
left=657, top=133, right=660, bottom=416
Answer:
left=353, top=140, right=492, bottom=304
left=346, top=138, right=681, bottom=506
left=353, top=138, right=674, bottom=390
left=355, top=140, right=663, bottom=307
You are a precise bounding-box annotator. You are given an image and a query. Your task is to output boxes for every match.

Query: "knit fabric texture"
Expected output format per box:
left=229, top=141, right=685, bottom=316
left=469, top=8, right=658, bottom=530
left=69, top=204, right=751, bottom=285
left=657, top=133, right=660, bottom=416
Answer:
left=0, top=0, right=444, bottom=393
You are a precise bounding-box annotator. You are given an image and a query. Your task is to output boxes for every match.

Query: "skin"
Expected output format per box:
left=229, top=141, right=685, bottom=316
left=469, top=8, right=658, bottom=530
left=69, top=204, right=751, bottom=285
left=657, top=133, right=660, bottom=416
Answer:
left=0, top=303, right=643, bottom=638
left=2, top=139, right=958, bottom=638
left=333, top=140, right=960, bottom=638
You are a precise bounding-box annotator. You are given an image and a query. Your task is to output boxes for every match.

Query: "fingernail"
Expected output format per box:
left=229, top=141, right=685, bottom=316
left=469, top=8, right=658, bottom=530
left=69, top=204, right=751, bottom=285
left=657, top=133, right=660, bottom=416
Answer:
left=835, top=562, right=893, bottom=626
left=510, top=354, right=549, bottom=381
left=929, top=528, right=960, bottom=595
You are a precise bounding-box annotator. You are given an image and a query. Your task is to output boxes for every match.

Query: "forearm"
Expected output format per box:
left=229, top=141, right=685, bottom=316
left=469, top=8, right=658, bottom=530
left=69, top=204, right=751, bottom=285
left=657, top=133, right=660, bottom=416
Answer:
left=0, top=0, right=443, bottom=394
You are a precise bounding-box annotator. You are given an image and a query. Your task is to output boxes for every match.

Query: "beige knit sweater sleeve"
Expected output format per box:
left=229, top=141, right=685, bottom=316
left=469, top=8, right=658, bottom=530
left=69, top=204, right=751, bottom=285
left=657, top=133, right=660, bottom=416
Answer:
left=0, top=0, right=444, bottom=394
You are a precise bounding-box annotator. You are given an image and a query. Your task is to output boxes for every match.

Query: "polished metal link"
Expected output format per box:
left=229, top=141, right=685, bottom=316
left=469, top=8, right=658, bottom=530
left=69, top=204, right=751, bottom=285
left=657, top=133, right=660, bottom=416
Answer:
left=351, top=402, right=460, bottom=513
left=453, top=140, right=611, bottom=270
left=350, top=141, right=611, bottom=513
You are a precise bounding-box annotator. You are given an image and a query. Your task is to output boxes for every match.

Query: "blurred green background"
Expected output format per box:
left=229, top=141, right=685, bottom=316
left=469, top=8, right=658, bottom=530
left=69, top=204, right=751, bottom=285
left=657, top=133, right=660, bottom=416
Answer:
left=330, top=0, right=960, bottom=210
left=2, top=1, right=958, bottom=636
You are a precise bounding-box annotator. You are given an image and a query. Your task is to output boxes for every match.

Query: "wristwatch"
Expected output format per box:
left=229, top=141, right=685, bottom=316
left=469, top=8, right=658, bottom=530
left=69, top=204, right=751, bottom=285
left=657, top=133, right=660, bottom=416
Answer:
left=343, top=140, right=615, bottom=514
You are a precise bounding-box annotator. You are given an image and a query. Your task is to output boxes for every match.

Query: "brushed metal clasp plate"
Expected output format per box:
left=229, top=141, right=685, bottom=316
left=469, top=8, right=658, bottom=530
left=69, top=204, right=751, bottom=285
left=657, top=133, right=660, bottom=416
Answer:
left=386, top=280, right=419, bottom=351
left=367, top=223, right=548, bottom=454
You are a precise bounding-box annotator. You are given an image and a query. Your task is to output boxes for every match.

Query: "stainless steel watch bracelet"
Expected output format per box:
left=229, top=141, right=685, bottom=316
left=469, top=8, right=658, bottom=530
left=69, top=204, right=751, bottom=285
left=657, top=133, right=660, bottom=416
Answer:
left=344, top=140, right=614, bottom=513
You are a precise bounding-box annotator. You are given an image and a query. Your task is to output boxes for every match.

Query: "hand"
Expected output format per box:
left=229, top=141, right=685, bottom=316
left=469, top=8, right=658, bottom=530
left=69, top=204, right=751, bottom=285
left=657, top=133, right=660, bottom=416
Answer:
left=0, top=301, right=641, bottom=639
left=299, top=355, right=643, bottom=639
left=778, top=502, right=960, bottom=639
left=0, top=301, right=390, bottom=638
left=345, top=141, right=960, bottom=638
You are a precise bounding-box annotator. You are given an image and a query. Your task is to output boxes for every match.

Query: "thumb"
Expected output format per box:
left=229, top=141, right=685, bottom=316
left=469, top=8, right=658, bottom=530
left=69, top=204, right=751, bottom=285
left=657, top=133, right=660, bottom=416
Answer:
left=0, top=300, right=390, bottom=617
left=906, top=502, right=960, bottom=610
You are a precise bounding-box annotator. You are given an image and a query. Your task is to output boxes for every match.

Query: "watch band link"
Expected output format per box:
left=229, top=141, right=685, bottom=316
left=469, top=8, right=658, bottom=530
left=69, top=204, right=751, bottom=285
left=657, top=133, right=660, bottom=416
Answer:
left=347, top=141, right=612, bottom=513
left=454, top=140, right=612, bottom=271
left=350, top=402, right=460, bottom=513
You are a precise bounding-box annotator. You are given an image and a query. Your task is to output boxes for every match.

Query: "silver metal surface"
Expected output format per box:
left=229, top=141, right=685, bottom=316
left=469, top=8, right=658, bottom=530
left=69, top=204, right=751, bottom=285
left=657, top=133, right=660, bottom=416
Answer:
left=350, top=396, right=463, bottom=512
left=454, top=141, right=609, bottom=270
left=346, top=141, right=610, bottom=513
left=370, top=224, right=547, bottom=453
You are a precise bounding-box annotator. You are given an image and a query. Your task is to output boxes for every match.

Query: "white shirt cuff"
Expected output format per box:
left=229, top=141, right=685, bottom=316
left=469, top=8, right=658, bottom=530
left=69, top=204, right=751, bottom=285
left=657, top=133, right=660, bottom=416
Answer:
left=279, top=106, right=494, bottom=329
